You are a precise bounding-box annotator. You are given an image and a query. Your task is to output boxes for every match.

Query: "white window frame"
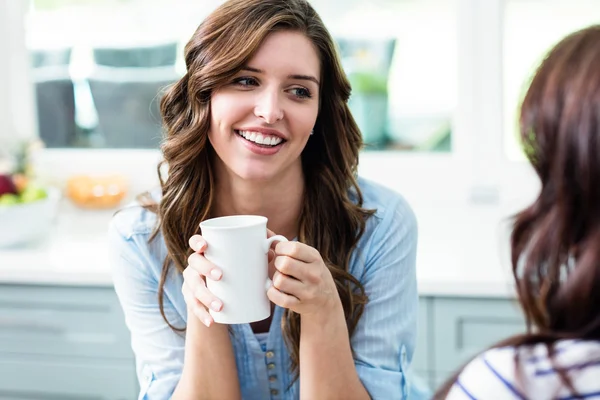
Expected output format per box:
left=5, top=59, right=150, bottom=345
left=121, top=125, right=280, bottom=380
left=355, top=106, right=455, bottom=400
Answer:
left=0, top=0, right=539, bottom=208
left=0, top=0, right=38, bottom=147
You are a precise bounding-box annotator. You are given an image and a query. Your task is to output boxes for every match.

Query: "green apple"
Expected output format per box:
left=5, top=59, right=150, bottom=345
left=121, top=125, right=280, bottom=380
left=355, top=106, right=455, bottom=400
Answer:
left=19, top=186, right=48, bottom=203
left=0, top=193, right=20, bottom=206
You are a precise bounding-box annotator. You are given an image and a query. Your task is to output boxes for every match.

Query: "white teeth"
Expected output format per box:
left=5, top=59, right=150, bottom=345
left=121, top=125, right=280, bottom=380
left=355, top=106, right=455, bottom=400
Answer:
left=238, top=130, right=283, bottom=146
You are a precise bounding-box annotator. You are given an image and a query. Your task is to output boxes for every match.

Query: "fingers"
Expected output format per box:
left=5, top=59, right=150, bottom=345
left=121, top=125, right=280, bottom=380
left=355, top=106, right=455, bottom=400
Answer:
left=275, top=241, right=320, bottom=263
left=188, top=234, right=222, bottom=281
left=273, top=253, right=319, bottom=283
left=267, top=284, right=300, bottom=309
left=183, top=267, right=223, bottom=311
left=187, top=252, right=222, bottom=281
left=268, top=249, right=275, bottom=264
left=272, top=270, right=303, bottom=297
left=182, top=266, right=223, bottom=327
left=189, top=234, right=207, bottom=253
left=182, top=283, right=214, bottom=327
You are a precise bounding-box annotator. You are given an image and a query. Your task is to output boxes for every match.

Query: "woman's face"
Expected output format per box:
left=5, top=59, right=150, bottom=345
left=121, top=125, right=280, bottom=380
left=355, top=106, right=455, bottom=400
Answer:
left=209, top=30, right=320, bottom=182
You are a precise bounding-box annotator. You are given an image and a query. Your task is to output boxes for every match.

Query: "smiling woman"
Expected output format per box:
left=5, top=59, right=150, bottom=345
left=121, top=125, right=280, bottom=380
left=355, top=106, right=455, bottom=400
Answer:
left=209, top=30, right=319, bottom=181
left=108, top=0, right=418, bottom=399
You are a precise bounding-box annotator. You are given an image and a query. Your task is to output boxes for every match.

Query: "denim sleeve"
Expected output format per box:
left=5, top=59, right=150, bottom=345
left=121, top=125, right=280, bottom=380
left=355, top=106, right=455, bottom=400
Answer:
left=108, top=219, right=185, bottom=400
left=351, top=196, right=419, bottom=400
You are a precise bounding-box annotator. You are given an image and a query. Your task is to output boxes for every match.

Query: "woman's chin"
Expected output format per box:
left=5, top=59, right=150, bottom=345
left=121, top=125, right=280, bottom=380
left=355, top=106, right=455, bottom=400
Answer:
left=228, top=159, right=302, bottom=183
left=233, top=168, right=276, bottom=183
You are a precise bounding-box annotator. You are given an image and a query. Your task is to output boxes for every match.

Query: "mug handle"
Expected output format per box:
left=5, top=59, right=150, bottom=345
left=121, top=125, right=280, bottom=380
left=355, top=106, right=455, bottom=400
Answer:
left=263, top=234, right=288, bottom=253
left=264, top=235, right=288, bottom=291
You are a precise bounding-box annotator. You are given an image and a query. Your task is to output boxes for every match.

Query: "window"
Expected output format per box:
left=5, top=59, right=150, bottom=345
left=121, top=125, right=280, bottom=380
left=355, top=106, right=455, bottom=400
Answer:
left=9, top=0, right=589, bottom=207
left=503, top=0, right=600, bottom=161
left=21, top=0, right=458, bottom=154
left=25, top=0, right=211, bottom=149
left=314, top=0, right=458, bottom=153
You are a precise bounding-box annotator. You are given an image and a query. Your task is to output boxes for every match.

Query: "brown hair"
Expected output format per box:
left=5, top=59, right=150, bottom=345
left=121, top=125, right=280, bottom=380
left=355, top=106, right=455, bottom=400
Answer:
left=141, top=0, right=374, bottom=379
left=434, top=24, right=600, bottom=399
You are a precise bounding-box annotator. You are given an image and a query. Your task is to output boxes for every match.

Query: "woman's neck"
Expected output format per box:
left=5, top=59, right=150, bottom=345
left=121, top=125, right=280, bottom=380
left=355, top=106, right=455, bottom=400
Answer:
left=212, top=166, right=305, bottom=240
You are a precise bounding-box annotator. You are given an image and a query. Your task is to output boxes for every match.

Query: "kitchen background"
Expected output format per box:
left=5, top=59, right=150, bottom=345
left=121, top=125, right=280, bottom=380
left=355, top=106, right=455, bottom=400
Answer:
left=0, top=0, right=598, bottom=399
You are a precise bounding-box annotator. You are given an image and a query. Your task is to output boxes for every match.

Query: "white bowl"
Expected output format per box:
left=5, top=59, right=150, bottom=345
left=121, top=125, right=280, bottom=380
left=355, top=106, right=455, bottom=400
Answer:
left=0, top=187, right=61, bottom=248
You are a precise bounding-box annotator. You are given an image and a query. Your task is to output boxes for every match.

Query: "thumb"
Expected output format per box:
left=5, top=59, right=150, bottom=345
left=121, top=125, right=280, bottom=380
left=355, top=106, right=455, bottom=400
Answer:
left=267, top=228, right=276, bottom=238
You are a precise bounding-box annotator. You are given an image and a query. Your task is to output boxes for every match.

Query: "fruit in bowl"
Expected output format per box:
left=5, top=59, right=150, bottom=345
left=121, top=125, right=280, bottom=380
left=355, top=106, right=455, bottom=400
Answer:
left=0, top=173, right=61, bottom=248
left=0, top=173, right=16, bottom=192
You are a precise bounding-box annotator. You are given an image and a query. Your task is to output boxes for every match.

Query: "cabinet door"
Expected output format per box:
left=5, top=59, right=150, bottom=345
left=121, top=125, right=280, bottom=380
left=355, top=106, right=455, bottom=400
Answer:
left=412, top=297, right=433, bottom=390
left=432, top=297, right=525, bottom=375
left=0, top=284, right=132, bottom=359
left=0, top=284, right=137, bottom=399
left=0, top=355, right=136, bottom=400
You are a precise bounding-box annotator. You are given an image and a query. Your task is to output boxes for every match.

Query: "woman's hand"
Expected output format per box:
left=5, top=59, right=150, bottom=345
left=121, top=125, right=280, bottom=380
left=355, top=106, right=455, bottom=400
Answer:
left=267, top=241, right=340, bottom=316
left=183, top=235, right=224, bottom=327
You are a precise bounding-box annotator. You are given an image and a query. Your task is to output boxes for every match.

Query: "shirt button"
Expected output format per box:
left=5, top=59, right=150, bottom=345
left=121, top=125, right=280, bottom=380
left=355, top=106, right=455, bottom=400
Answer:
left=271, top=389, right=279, bottom=395
left=267, top=363, right=276, bottom=370
left=266, top=351, right=275, bottom=358
left=269, top=375, right=277, bottom=382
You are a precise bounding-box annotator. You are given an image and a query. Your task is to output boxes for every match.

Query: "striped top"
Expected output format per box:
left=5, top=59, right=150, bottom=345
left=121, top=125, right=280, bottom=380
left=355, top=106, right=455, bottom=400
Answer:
left=446, top=339, right=600, bottom=400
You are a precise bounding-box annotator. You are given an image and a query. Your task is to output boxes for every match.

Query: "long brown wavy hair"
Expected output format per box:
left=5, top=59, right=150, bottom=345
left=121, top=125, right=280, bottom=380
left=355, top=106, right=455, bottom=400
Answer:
left=434, top=25, right=600, bottom=399
left=140, top=0, right=374, bottom=378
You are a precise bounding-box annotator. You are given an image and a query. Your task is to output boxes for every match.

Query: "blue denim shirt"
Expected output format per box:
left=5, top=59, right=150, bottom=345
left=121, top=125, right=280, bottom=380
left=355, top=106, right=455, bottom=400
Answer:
left=109, top=177, right=418, bottom=400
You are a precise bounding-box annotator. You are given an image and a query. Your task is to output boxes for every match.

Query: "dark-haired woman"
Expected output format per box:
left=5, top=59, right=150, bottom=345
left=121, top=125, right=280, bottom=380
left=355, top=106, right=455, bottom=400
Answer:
left=436, top=25, right=600, bottom=400
left=109, top=1, right=418, bottom=399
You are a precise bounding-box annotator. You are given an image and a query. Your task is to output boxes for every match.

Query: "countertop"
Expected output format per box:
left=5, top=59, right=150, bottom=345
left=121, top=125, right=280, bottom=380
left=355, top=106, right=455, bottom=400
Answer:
left=0, top=200, right=519, bottom=298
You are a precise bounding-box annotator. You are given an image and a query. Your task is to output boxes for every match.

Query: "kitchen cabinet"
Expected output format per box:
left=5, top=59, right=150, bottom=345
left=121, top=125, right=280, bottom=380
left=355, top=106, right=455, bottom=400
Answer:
left=0, top=284, right=137, bottom=400
left=412, top=296, right=525, bottom=395
left=0, top=283, right=525, bottom=399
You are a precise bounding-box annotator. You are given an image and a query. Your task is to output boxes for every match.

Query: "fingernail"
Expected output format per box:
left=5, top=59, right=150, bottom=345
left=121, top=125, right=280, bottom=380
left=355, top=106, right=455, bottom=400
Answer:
left=210, top=300, right=222, bottom=312
left=204, top=317, right=212, bottom=327
left=193, top=239, right=205, bottom=252
left=210, top=269, right=222, bottom=280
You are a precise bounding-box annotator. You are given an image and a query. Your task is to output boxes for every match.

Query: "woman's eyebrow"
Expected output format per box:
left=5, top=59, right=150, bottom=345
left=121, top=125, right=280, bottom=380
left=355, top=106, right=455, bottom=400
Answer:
left=241, top=66, right=320, bottom=85
left=288, top=74, right=320, bottom=86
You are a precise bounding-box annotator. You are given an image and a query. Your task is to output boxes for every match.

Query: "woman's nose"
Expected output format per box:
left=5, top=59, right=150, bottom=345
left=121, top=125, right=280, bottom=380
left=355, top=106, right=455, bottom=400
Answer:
left=254, top=90, right=284, bottom=124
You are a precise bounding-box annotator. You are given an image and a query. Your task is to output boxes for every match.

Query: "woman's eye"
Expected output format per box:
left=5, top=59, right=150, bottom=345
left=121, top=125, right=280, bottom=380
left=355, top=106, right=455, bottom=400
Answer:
left=233, top=77, right=258, bottom=87
left=290, top=87, right=312, bottom=99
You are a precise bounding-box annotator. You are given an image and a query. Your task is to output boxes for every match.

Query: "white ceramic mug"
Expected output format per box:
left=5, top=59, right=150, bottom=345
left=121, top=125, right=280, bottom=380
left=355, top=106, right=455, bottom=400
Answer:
left=199, top=215, right=288, bottom=324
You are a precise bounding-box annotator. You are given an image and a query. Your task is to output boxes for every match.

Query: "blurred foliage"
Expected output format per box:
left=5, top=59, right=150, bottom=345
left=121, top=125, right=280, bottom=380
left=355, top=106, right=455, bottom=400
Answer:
left=348, top=72, right=389, bottom=95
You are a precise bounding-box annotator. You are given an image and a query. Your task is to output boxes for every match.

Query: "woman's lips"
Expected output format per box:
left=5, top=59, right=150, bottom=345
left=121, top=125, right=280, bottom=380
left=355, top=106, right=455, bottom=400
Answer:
left=235, top=130, right=285, bottom=155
